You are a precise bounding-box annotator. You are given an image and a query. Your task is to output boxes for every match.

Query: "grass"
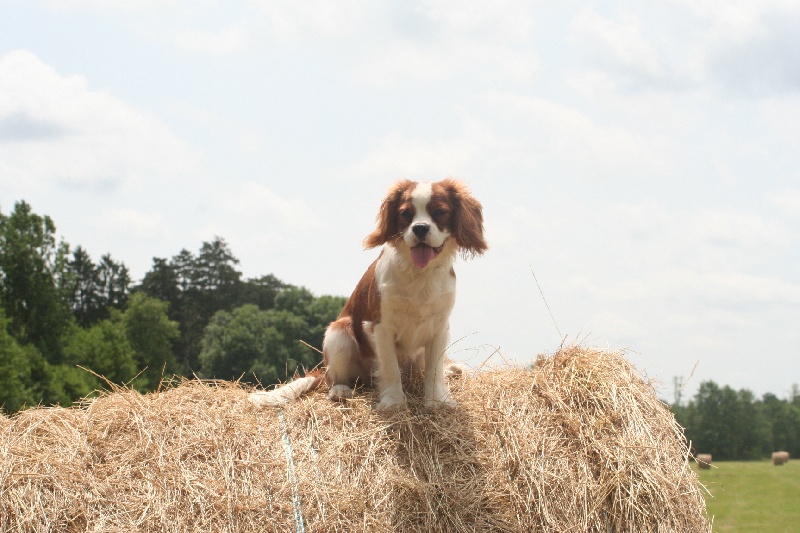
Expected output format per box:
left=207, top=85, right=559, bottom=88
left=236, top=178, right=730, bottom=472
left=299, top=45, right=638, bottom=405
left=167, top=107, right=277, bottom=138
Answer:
left=697, top=460, right=800, bottom=533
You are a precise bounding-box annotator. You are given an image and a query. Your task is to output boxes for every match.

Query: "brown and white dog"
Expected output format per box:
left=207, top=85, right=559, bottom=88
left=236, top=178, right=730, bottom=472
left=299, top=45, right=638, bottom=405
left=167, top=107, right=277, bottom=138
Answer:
left=249, top=179, right=487, bottom=411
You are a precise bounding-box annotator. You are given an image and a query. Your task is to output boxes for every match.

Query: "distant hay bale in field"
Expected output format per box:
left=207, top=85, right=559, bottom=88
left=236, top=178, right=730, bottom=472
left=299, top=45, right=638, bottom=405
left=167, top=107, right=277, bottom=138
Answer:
left=772, top=451, right=790, bottom=465
left=0, top=345, right=711, bottom=532
left=696, top=453, right=713, bottom=469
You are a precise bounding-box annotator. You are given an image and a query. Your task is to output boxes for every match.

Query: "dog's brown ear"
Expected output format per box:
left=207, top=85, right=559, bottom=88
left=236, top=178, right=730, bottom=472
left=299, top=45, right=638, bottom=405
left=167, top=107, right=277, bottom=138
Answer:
left=364, top=179, right=416, bottom=249
left=441, top=179, right=488, bottom=257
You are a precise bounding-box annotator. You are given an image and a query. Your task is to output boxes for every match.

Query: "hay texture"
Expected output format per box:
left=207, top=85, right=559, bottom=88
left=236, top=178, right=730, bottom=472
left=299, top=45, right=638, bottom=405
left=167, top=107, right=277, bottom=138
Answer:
left=772, top=451, right=790, bottom=465
left=1, top=346, right=710, bottom=532
left=696, top=454, right=713, bottom=470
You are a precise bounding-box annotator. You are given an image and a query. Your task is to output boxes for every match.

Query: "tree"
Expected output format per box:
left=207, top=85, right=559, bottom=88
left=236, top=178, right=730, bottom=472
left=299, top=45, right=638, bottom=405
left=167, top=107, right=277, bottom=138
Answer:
left=304, top=294, right=346, bottom=350
left=199, top=304, right=286, bottom=383
left=192, top=237, right=241, bottom=306
left=0, top=308, right=37, bottom=412
left=274, top=285, right=315, bottom=316
left=117, top=292, right=179, bottom=390
left=761, top=392, right=800, bottom=458
left=137, top=240, right=344, bottom=380
left=62, top=319, right=138, bottom=388
left=63, top=246, right=103, bottom=327
left=729, top=388, right=769, bottom=459
left=97, top=253, right=130, bottom=312
left=675, top=380, right=799, bottom=461
left=36, top=359, right=96, bottom=407
left=138, top=238, right=246, bottom=374
left=0, top=201, right=71, bottom=361
left=139, top=257, right=179, bottom=306
left=62, top=247, right=131, bottom=329
left=241, top=274, right=285, bottom=310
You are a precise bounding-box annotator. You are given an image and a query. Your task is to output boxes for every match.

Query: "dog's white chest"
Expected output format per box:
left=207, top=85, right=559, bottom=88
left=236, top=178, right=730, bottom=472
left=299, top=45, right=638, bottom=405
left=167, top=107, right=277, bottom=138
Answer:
left=377, top=263, right=455, bottom=350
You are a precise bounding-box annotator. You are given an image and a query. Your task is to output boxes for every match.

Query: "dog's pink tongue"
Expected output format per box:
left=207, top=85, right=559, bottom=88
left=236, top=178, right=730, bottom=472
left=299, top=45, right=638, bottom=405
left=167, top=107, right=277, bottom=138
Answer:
left=411, top=244, right=435, bottom=268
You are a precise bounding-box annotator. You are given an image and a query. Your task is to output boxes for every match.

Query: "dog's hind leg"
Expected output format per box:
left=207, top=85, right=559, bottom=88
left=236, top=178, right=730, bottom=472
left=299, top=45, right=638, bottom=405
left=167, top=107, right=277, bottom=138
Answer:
left=323, top=318, right=371, bottom=401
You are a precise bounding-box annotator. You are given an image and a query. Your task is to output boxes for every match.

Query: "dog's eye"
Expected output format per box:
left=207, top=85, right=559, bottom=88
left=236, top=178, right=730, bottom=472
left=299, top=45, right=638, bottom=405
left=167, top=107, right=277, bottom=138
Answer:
left=400, top=209, right=413, bottom=221
left=432, top=208, right=449, bottom=218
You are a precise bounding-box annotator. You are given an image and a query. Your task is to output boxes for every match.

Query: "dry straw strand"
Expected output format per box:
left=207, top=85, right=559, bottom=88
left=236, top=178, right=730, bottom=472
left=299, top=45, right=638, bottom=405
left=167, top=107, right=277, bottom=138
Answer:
left=1, top=345, right=711, bottom=532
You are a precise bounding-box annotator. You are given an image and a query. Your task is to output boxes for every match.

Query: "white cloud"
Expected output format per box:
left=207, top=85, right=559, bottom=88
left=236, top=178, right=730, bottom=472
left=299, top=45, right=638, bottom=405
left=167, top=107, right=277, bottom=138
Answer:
left=693, top=209, right=792, bottom=248
left=337, top=131, right=478, bottom=183
left=477, top=92, right=672, bottom=179
left=351, top=2, right=539, bottom=88
left=45, top=0, right=187, bottom=10
left=88, top=208, right=169, bottom=241
left=0, top=50, right=201, bottom=194
left=206, top=182, right=322, bottom=256
left=767, top=188, right=800, bottom=218
left=567, top=2, right=800, bottom=96
left=570, top=8, right=667, bottom=84
left=683, top=1, right=800, bottom=95
left=222, top=182, right=320, bottom=231
left=249, top=0, right=367, bottom=41
left=170, top=24, right=247, bottom=55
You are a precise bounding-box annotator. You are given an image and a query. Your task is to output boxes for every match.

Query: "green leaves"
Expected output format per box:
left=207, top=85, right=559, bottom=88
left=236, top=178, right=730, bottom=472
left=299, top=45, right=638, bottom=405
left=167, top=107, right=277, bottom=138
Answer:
left=118, top=293, right=179, bottom=390
left=197, top=299, right=340, bottom=385
left=0, top=201, right=70, bottom=360
left=1, top=201, right=346, bottom=412
left=673, top=380, right=800, bottom=460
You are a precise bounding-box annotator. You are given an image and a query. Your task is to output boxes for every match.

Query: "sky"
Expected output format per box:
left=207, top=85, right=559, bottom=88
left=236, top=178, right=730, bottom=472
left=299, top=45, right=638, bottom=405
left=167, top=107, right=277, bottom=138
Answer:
left=1, top=0, right=799, bottom=402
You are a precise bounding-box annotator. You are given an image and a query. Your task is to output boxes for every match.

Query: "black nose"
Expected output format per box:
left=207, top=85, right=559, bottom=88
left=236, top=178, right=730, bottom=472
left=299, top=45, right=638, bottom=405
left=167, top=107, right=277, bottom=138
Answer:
left=412, top=223, right=430, bottom=239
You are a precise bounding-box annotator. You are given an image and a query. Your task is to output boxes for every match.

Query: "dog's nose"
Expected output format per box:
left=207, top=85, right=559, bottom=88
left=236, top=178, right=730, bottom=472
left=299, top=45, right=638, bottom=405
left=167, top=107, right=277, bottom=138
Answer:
left=412, top=223, right=430, bottom=239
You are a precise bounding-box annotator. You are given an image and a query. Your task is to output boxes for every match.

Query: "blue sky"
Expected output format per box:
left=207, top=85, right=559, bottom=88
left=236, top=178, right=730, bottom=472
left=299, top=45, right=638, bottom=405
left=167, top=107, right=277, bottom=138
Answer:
left=1, top=0, right=798, bottom=400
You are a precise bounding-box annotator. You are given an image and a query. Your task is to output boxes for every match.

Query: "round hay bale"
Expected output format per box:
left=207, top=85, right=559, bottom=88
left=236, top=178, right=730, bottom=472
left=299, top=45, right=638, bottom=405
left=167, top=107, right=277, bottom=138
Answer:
left=696, top=453, right=713, bottom=469
left=772, top=451, right=790, bottom=465
left=0, top=346, right=711, bottom=532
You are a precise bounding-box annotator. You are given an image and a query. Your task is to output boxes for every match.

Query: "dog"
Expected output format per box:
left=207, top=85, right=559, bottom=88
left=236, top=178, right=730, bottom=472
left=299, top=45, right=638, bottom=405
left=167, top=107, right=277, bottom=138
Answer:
left=249, top=178, right=487, bottom=411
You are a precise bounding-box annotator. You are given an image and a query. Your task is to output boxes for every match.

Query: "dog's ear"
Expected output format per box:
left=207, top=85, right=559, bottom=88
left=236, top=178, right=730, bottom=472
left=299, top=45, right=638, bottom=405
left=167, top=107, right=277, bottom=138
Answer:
left=441, top=179, right=488, bottom=257
left=364, top=180, right=416, bottom=249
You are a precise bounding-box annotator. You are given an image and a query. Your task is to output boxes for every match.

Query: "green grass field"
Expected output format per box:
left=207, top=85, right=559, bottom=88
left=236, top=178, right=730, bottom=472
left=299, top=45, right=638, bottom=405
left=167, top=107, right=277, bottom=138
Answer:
left=697, top=460, right=800, bottom=532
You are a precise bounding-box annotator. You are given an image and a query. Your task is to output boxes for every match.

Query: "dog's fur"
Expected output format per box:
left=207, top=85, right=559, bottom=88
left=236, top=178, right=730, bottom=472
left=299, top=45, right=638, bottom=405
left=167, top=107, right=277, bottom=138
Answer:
left=249, top=178, right=487, bottom=411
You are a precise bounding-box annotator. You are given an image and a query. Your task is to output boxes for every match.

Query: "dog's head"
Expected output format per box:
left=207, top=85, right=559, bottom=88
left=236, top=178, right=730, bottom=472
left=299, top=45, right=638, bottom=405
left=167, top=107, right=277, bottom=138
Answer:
left=364, top=179, right=487, bottom=268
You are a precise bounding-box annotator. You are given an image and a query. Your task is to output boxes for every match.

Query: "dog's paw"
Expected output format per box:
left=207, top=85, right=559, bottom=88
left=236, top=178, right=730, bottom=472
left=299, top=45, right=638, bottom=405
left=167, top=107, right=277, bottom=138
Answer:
left=424, top=395, right=457, bottom=409
left=375, top=390, right=406, bottom=413
left=328, top=384, right=354, bottom=401
left=444, top=363, right=464, bottom=377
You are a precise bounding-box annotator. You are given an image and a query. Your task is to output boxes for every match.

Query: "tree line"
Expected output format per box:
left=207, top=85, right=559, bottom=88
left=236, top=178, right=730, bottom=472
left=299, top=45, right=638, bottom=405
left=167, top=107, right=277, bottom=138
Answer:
left=671, top=380, right=800, bottom=461
left=0, top=200, right=345, bottom=413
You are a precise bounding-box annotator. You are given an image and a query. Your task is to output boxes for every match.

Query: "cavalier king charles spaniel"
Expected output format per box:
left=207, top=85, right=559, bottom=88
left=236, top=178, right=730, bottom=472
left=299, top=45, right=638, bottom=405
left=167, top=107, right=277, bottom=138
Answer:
left=250, top=178, right=487, bottom=411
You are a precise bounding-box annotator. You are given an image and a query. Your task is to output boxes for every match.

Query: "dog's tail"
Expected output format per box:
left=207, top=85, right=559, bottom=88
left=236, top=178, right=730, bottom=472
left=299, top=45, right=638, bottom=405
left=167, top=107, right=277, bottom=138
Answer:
left=248, top=369, right=325, bottom=409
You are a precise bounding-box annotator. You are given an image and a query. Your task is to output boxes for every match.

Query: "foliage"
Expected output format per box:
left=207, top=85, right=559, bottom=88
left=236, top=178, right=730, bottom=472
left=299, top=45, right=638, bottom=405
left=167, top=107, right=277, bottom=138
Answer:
left=0, top=309, right=37, bottom=411
left=197, top=292, right=343, bottom=384
left=0, top=201, right=71, bottom=361
left=63, top=319, right=138, bottom=389
left=62, top=247, right=130, bottom=327
left=139, top=237, right=245, bottom=373
left=137, top=237, right=344, bottom=378
left=1, top=201, right=346, bottom=412
left=199, top=304, right=287, bottom=383
left=672, top=380, right=800, bottom=460
left=116, top=292, right=179, bottom=391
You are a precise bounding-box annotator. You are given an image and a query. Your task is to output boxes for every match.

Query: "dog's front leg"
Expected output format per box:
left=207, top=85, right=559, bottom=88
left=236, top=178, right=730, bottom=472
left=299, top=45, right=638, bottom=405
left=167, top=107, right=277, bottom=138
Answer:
left=373, top=323, right=405, bottom=412
left=423, top=329, right=456, bottom=408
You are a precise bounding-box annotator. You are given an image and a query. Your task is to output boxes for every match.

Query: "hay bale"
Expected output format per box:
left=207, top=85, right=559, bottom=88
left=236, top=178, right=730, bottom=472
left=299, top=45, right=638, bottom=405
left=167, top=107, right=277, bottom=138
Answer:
left=0, top=345, right=711, bottom=532
left=696, top=453, right=712, bottom=469
left=772, top=451, right=790, bottom=465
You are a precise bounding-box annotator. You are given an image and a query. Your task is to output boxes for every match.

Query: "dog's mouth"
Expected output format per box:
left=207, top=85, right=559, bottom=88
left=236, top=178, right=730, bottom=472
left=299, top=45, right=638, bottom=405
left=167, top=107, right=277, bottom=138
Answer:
left=410, top=242, right=445, bottom=269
